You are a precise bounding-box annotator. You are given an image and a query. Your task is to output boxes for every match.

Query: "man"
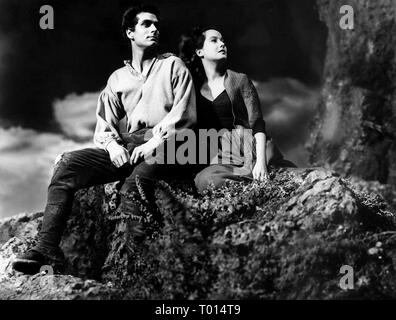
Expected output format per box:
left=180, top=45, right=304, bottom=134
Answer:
left=12, top=4, right=196, bottom=274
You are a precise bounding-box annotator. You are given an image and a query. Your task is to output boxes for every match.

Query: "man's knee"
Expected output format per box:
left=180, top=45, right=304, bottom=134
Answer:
left=52, top=149, right=95, bottom=176
left=52, top=152, right=73, bottom=175
left=54, top=152, right=68, bottom=166
left=49, top=151, right=82, bottom=191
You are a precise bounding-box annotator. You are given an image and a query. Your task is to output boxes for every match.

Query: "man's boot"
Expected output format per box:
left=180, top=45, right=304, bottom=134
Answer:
left=12, top=204, right=68, bottom=274
left=12, top=247, right=65, bottom=275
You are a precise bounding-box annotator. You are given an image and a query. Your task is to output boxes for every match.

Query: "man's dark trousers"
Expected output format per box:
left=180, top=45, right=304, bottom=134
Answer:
left=36, top=129, right=177, bottom=253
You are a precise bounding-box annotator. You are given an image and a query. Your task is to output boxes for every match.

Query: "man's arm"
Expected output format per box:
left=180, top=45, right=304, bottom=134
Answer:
left=94, top=82, right=125, bottom=149
left=94, top=81, right=130, bottom=167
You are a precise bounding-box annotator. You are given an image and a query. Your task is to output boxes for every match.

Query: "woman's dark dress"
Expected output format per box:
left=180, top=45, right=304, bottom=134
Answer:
left=198, top=90, right=235, bottom=131
left=194, top=90, right=256, bottom=192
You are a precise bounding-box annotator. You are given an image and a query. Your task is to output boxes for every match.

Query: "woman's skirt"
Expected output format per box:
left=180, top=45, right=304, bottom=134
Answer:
left=194, top=126, right=255, bottom=192
left=194, top=126, right=294, bottom=192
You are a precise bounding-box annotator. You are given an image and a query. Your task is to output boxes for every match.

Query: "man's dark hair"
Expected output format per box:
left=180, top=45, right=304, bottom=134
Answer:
left=121, top=4, right=160, bottom=38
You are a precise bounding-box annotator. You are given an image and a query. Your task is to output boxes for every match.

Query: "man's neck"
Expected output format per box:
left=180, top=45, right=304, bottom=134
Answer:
left=130, top=45, right=157, bottom=74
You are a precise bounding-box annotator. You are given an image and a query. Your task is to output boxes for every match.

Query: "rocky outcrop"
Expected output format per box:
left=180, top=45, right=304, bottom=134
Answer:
left=1, top=167, right=395, bottom=299
left=0, top=184, right=122, bottom=299
left=309, top=0, right=396, bottom=185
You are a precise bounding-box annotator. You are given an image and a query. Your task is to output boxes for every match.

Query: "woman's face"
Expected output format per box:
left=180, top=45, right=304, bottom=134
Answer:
left=197, top=29, right=227, bottom=62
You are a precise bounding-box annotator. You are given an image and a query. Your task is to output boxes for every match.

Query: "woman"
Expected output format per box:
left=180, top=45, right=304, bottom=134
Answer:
left=180, top=27, right=288, bottom=192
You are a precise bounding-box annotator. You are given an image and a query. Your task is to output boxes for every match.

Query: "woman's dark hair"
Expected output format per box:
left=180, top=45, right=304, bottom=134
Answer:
left=179, top=26, right=221, bottom=86
left=121, top=4, right=160, bottom=40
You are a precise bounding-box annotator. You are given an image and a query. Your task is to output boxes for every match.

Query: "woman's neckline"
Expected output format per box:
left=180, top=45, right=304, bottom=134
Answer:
left=200, top=76, right=226, bottom=102
left=201, top=89, right=226, bottom=102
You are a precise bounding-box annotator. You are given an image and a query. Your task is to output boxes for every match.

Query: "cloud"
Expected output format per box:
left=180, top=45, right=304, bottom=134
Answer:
left=53, top=91, right=127, bottom=141
left=53, top=92, right=98, bottom=141
left=0, top=127, right=90, bottom=219
left=0, top=90, right=124, bottom=219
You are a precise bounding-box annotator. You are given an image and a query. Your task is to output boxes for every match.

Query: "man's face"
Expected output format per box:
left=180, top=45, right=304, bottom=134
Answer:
left=127, top=12, right=160, bottom=48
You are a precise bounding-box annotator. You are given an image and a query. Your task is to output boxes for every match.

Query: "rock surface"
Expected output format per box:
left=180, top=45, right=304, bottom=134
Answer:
left=0, top=185, right=123, bottom=299
left=1, top=167, right=395, bottom=299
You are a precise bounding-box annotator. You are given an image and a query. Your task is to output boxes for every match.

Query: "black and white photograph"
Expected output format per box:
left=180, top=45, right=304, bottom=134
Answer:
left=0, top=0, right=395, bottom=305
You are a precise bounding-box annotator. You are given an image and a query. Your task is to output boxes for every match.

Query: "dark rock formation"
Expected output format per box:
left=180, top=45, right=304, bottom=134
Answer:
left=1, top=168, right=395, bottom=299
left=309, top=0, right=396, bottom=186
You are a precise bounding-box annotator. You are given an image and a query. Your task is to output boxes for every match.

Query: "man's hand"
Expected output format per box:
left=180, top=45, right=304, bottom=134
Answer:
left=252, top=161, right=269, bottom=181
left=106, top=140, right=130, bottom=168
left=130, top=138, right=162, bottom=164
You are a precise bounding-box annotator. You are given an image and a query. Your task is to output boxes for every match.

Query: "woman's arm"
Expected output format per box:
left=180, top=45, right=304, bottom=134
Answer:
left=239, top=74, right=269, bottom=180
left=253, top=132, right=269, bottom=181
left=239, top=75, right=266, bottom=135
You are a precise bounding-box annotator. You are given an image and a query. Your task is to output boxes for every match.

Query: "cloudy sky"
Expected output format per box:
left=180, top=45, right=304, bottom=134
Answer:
left=0, top=0, right=327, bottom=218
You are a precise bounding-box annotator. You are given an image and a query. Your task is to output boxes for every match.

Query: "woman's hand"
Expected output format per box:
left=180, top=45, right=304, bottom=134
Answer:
left=252, top=161, right=269, bottom=181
